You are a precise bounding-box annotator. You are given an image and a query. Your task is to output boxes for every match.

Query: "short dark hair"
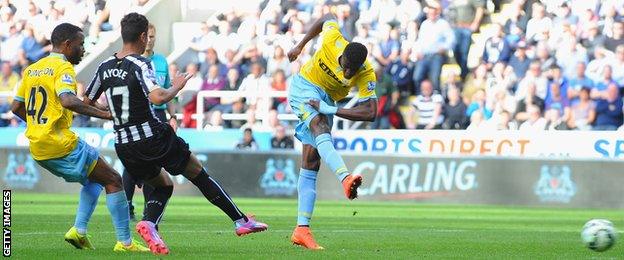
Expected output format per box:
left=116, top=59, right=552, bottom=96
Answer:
left=343, top=42, right=368, bottom=70
left=120, top=12, right=149, bottom=43
left=244, top=128, right=253, bottom=134
left=51, top=23, right=82, bottom=47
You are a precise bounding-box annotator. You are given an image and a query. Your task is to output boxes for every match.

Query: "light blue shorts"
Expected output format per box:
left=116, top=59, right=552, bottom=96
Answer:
left=36, top=139, right=100, bottom=184
left=288, top=74, right=335, bottom=146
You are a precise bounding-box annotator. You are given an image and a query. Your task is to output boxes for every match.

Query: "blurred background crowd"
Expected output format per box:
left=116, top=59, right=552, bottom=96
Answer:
left=1, top=0, right=623, bottom=141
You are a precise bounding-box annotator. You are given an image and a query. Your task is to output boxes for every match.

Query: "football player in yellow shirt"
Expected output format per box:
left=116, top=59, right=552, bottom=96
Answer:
left=287, top=14, right=377, bottom=250
left=10, top=23, right=148, bottom=253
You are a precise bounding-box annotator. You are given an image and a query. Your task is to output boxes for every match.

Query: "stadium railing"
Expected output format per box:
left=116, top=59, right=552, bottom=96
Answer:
left=194, top=90, right=358, bottom=130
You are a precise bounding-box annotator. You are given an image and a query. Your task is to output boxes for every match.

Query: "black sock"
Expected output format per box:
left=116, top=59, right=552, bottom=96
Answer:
left=122, top=169, right=135, bottom=201
left=142, top=185, right=173, bottom=224
left=189, top=169, right=246, bottom=222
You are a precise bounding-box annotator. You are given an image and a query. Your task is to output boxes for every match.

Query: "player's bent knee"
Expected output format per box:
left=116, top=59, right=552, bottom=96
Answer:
left=303, top=158, right=321, bottom=172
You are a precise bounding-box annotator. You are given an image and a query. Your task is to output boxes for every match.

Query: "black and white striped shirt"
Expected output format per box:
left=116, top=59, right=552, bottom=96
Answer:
left=85, top=54, right=162, bottom=144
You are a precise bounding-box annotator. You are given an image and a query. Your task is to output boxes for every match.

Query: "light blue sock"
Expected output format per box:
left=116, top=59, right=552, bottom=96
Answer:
left=74, top=181, right=103, bottom=235
left=297, top=169, right=317, bottom=226
left=106, top=191, right=131, bottom=245
left=315, top=133, right=349, bottom=181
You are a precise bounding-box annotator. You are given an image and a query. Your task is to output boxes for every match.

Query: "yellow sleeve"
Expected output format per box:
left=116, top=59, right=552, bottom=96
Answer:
left=14, top=71, right=27, bottom=102
left=355, top=68, right=377, bottom=101
left=55, top=63, right=77, bottom=96
left=321, top=20, right=342, bottom=45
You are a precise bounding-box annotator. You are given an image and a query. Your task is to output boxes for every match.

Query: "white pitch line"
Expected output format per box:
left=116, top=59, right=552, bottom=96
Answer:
left=13, top=229, right=467, bottom=236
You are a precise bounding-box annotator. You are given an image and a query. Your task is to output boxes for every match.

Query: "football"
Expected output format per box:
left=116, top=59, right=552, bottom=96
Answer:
left=581, top=219, right=617, bottom=252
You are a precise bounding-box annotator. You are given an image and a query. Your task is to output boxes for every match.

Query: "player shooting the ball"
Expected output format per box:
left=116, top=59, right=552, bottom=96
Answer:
left=287, top=13, right=377, bottom=250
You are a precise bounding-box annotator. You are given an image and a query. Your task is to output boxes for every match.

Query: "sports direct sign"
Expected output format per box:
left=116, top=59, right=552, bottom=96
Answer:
left=330, top=130, right=624, bottom=159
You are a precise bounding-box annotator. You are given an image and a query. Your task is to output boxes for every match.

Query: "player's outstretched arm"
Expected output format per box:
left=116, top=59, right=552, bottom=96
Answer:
left=60, top=92, right=112, bottom=120
left=308, top=98, right=377, bottom=122
left=148, top=72, right=192, bottom=105
left=10, top=100, right=26, bottom=121
left=288, top=13, right=335, bottom=62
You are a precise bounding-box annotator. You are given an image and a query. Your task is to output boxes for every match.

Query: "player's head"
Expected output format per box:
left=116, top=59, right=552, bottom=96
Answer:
left=146, top=23, right=156, bottom=53
left=339, top=42, right=367, bottom=79
left=120, top=12, right=149, bottom=52
left=50, top=23, right=85, bottom=65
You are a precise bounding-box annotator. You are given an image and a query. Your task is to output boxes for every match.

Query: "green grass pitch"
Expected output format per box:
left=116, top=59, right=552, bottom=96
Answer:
left=8, top=193, right=624, bottom=259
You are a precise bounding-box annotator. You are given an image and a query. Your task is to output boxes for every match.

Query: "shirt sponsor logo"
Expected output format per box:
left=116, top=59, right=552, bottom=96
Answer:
left=318, top=59, right=347, bottom=88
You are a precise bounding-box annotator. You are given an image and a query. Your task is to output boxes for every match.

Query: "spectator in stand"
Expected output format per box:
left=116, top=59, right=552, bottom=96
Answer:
left=534, top=42, right=557, bottom=73
left=203, top=110, right=224, bottom=131
left=544, top=80, right=571, bottom=124
left=507, top=41, right=531, bottom=79
left=372, top=24, right=400, bottom=67
left=180, top=63, right=203, bottom=128
left=556, top=37, right=588, bottom=79
left=502, top=2, right=528, bottom=46
left=18, top=26, right=50, bottom=68
left=213, top=68, right=244, bottom=125
left=593, top=83, right=623, bottom=130
left=238, top=44, right=267, bottom=77
left=525, top=2, right=552, bottom=44
left=168, top=63, right=179, bottom=80
left=568, top=87, right=595, bottom=130
left=270, top=69, right=288, bottom=110
left=516, top=61, right=548, bottom=101
left=442, top=85, right=468, bottom=129
left=482, top=23, right=512, bottom=69
left=271, top=125, right=294, bottom=149
left=372, top=68, right=401, bottom=129
left=591, top=65, right=615, bottom=100
left=498, top=110, right=517, bottom=130
left=236, top=128, right=258, bottom=150
left=448, top=0, right=485, bottom=80
left=189, top=22, right=214, bottom=59
left=0, top=61, right=18, bottom=92
left=412, top=2, right=455, bottom=94
left=466, top=89, right=492, bottom=120
left=238, top=62, right=271, bottom=112
left=567, top=62, right=594, bottom=102
left=352, top=23, right=375, bottom=46
left=580, top=22, right=605, bottom=59
left=611, top=45, right=624, bottom=87
left=463, top=63, right=488, bottom=103
left=604, top=21, right=624, bottom=52
left=200, top=48, right=228, bottom=78
left=586, top=47, right=610, bottom=82
left=267, top=46, right=290, bottom=77
left=240, top=109, right=270, bottom=132
left=545, top=65, right=569, bottom=102
left=519, top=105, right=547, bottom=131
left=408, top=80, right=444, bottom=129
left=386, top=51, right=413, bottom=95
left=466, top=110, right=486, bottom=130
left=201, top=65, right=226, bottom=112
left=544, top=108, right=569, bottom=130
left=1, top=24, right=23, bottom=70
left=515, top=82, right=545, bottom=123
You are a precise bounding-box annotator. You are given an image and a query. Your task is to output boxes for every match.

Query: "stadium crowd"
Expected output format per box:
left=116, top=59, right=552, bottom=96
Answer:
left=1, top=0, right=623, bottom=135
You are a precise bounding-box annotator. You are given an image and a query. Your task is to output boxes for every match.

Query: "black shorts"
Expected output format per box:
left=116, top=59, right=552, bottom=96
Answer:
left=153, top=108, right=167, bottom=122
left=115, top=123, right=191, bottom=181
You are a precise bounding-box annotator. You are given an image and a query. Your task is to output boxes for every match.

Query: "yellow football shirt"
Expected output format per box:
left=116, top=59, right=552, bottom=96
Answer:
left=14, top=53, right=79, bottom=160
left=300, top=20, right=377, bottom=102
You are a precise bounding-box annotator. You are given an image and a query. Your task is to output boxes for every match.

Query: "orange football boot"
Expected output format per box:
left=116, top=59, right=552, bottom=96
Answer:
left=342, top=174, right=362, bottom=200
left=291, top=226, right=324, bottom=250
